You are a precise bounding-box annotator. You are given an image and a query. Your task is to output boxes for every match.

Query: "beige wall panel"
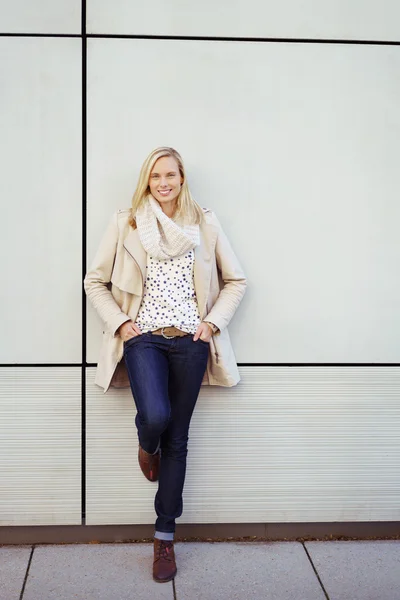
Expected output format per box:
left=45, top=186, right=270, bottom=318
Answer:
left=0, top=0, right=81, bottom=34
left=0, top=38, right=82, bottom=363
left=86, top=367, right=400, bottom=525
left=0, top=368, right=81, bottom=525
left=86, top=39, right=400, bottom=364
left=87, top=0, right=400, bottom=41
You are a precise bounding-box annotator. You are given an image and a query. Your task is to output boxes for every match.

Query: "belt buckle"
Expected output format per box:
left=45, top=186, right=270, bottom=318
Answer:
left=161, top=327, right=176, bottom=339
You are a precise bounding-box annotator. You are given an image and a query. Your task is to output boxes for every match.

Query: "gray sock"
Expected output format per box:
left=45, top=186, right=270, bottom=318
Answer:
left=154, top=530, right=174, bottom=541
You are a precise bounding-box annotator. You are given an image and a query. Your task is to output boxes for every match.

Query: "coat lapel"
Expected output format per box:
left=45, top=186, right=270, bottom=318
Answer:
left=122, top=228, right=147, bottom=286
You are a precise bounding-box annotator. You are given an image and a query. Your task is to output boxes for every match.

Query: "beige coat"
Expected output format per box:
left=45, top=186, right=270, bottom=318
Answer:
left=84, top=208, right=247, bottom=392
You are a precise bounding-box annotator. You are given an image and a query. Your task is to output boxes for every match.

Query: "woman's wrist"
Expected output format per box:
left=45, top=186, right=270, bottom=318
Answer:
left=203, top=321, right=219, bottom=334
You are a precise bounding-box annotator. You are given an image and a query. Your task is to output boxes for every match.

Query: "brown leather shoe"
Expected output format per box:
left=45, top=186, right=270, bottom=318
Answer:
left=153, top=538, right=177, bottom=583
left=138, top=445, right=160, bottom=482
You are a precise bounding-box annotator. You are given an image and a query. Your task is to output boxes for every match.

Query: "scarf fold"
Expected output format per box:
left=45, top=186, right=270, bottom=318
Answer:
left=136, top=195, right=200, bottom=260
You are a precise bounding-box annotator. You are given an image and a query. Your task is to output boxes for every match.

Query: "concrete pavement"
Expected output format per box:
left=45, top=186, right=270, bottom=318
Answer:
left=1, top=540, right=399, bottom=600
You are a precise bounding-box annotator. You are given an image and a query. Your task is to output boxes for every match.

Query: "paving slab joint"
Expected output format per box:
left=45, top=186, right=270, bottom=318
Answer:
left=302, top=542, right=330, bottom=600
left=19, top=545, right=35, bottom=600
left=173, top=577, right=178, bottom=600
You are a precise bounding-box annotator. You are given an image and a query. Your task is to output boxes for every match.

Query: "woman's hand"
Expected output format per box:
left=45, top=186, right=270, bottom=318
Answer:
left=118, top=321, right=142, bottom=342
left=193, top=322, right=213, bottom=343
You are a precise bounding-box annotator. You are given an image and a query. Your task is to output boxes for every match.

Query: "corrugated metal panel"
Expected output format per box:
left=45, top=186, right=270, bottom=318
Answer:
left=86, top=366, right=400, bottom=525
left=0, top=368, right=81, bottom=525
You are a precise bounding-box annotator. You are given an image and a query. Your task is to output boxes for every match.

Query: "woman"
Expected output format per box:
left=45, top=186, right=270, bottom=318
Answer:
left=84, top=147, right=246, bottom=583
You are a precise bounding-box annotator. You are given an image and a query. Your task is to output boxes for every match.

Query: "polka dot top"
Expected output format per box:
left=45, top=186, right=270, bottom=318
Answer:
left=135, top=250, right=201, bottom=334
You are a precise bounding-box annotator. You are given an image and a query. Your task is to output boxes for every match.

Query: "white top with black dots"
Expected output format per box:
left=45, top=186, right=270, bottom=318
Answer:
left=135, top=249, right=201, bottom=334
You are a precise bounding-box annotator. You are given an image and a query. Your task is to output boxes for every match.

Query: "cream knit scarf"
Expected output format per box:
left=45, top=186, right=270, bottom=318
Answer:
left=136, top=195, right=200, bottom=260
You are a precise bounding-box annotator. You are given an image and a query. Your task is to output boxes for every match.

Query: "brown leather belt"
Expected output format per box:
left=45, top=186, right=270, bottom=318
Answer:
left=151, top=327, right=190, bottom=339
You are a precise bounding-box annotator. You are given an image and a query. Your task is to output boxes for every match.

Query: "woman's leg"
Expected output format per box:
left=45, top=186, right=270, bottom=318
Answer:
left=154, top=336, right=209, bottom=536
left=123, top=333, right=170, bottom=455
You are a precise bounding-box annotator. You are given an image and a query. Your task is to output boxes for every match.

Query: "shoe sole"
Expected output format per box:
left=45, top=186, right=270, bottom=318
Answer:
left=153, top=569, right=177, bottom=583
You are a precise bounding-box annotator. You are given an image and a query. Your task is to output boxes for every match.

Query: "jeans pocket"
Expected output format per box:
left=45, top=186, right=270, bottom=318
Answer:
left=123, top=335, right=142, bottom=350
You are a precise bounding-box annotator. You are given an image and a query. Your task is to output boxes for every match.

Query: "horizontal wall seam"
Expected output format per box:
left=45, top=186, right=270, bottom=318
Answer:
left=0, top=33, right=81, bottom=38
left=0, top=33, right=399, bottom=45
left=86, top=363, right=400, bottom=368
left=0, top=364, right=82, bottom=368
left=87, top=34, right=400, bottom=46
left=1, top=363, right=400, bottom=368
left=237, top=363, right=400, bottom=367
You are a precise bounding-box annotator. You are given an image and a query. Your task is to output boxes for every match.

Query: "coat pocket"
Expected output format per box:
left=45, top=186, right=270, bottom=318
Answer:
left=123, top=334, right=143, bottom=350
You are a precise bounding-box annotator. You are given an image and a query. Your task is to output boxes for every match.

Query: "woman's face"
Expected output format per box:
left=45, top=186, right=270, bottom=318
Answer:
left=148, top=156, right=183, bottom=209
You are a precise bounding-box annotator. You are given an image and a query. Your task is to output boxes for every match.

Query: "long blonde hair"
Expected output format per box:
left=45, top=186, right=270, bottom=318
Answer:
left=129, top=147, right=204, bottom=228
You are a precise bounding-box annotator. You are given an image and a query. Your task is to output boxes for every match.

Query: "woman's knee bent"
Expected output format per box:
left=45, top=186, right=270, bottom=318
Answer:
left=138, top=411, right=170, bottom=437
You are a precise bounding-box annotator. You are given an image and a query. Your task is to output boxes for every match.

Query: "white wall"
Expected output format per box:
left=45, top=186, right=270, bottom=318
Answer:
left=86, top=39, right=400, bottom=364
left=1, top=1, right=399, bottom=529
left=87, top=0, right=400, bottom=41
left=0, top=0, right=81, bottom=34
left=0, top=37, right=82, bottom=363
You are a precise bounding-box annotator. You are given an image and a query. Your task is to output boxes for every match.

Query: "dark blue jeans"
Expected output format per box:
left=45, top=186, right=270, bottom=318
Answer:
left=123, top=332, right=209, bottom=534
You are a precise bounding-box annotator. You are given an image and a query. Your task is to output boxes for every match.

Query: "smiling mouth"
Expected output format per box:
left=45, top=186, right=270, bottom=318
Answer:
left=158, top=189, right=172, bottom=196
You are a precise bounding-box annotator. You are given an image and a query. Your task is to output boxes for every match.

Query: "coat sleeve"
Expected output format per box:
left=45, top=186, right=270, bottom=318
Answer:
left=84, top=212, right=131, bottom=336
left=203, top=213, right=247, bottom=332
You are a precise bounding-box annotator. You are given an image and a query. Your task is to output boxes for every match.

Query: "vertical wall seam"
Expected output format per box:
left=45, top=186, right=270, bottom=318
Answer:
left=81, top=0, right=87, bottom=525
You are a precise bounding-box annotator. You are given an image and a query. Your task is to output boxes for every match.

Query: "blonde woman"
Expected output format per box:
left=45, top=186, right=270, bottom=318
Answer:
left=84, top=147, right=246, bottom=583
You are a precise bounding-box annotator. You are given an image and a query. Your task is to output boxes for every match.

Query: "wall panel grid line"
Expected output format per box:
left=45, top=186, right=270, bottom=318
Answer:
left=0, top=34, right=398, bottom=46
left=87, top=35, right=400, bottom=46
left=0, top=364, right=83, bottom=368
left=3, top=364, right=400, bottom=369
left=0, top=33, right=82, bottom=38
left=81, top=0, right=87, bottom=524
